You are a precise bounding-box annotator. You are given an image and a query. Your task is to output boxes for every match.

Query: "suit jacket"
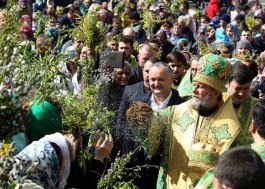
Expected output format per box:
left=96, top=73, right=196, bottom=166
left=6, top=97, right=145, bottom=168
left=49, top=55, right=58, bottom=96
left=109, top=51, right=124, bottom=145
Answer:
left=132, top=89, right=185, bottom=107
left=117, top=87, right=184, bottom=154
left=129, top=65, right=143, bottom=85
left=118, top=89, right=184, bottom=189
left=116, top=82, right=149, bottom=129
left=254, top=36, right=265, bottom=54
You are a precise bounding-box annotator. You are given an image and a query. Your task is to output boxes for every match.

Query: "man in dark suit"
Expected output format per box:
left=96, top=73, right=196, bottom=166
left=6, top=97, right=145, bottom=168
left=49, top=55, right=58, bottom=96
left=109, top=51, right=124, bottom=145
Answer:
left=116, top=61, right=184, bottom=188
left=254, top=24, right=265, bottom=54
left=129, top=44, right=155, bottom=84
left=117, top=60, right=184, bottom=152
left=133, top=62, right=185, bottom=109
left=116, top=57, right=158, bottom=131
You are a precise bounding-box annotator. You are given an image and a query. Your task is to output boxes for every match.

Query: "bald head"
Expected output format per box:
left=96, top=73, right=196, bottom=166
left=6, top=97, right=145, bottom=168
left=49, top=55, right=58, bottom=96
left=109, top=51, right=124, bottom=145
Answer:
left=138, top=44, right=155, bottom=67
left=123, top=27, right=136, bottom=42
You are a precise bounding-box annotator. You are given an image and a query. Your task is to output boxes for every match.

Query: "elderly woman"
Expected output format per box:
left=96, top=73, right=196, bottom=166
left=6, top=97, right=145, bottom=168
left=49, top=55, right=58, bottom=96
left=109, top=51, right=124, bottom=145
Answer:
left=80, top=0, right=91, bottom=15
left=9, top=132, right=113, bottom=189
left=235, top=40, right=253, bottom=56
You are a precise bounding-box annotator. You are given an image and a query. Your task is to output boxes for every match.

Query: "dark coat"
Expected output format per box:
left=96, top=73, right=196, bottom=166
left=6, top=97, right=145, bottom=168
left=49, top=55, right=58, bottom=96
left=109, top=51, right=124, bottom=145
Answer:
left=117, top=87, right=184, bottom=154
left=116, top=88, right=184, bottom=189
left=254, top=36, right=265, bottom=54
left=116, top=81, right=150, bottom=140
left=129, top=65, right=144, bottom=85
left=181, top=26, right=195, bottom=45
left=132, top=88, right=185, bottom=107
left=66, top=153, right=105, bottom=189
left=160, top=41, right=175, bottom=62
left=58, top=14, right=74, bottom=29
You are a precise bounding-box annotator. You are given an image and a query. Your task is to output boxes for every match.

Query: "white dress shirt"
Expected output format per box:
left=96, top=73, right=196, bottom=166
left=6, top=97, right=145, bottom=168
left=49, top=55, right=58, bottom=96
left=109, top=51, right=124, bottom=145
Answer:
left=150, top=90, right=172, bottom=111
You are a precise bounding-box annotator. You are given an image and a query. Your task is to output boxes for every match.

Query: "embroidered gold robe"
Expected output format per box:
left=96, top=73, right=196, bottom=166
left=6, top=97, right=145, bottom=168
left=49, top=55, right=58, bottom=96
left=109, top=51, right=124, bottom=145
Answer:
left=152, top=96, right=241, bottom=189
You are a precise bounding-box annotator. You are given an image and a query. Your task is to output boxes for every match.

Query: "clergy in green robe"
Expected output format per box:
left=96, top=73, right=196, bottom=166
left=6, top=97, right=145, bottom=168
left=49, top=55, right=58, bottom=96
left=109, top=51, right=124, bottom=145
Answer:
left=149, top=54, right=242, bottom=189
left=178, top=57, right=200, bottom=100
left=226, top=62, right=257, bottom=146
left=195, top=97, right=265, bottom=189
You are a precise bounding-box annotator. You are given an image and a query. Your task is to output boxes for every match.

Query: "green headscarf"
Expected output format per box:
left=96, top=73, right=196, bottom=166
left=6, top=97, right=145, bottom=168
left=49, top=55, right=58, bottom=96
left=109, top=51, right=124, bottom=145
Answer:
left=25, top=99, right=62, bottom=143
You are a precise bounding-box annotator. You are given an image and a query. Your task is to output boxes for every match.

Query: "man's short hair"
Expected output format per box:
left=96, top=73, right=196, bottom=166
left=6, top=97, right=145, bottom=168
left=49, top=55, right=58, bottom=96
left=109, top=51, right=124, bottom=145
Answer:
left=181, top=1, right=189, bottom=10
left=112, top=15, right=122, bottom=23
left=235, top=14, right=245, bottom=21
left=119, top=36, right=133, bottom=48
left=200, top=15, right=210, bottom=23
left=129, top=12, right=140, bottom=20
left=173, top=22, right=182, bottom=28
left=229, top=62, right=254, bottom=84
left=166, top=51, right=188, bottom=67
left=241, top=28, right=252, bottom=35
left=148, top=39, right=160, bottom=46
left=252, top=99, right=265, bottom=138
left=150, top=62, right=173, bottom=76
left=113, top=61, right=131, bottom=75
left=214, top=146, right=265, bottom=189
left=68, top=5, right=80, bottom=14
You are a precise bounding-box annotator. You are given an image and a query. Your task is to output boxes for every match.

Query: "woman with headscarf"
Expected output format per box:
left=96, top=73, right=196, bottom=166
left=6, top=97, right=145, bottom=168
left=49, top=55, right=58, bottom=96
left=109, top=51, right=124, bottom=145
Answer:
left=80, top=0, right=92, bottom=15
left=226, top=23, right=238, bottom=49
left=172, top=38, right=189, bottom=52
left=7, top=132, right=113, bottom=189
left=156, top=30, right=174, bottom=61
left=235, top=39, right=253, bottom=56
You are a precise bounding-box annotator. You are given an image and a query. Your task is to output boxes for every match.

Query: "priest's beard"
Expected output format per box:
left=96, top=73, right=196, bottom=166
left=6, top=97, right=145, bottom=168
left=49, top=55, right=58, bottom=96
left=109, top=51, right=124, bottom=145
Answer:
left=191, top=92, right=216, bottom=116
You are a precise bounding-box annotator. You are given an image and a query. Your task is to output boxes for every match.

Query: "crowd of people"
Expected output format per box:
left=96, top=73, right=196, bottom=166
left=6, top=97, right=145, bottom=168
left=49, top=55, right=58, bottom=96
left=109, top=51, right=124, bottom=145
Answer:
left=1, top=0, right=265, bottom=188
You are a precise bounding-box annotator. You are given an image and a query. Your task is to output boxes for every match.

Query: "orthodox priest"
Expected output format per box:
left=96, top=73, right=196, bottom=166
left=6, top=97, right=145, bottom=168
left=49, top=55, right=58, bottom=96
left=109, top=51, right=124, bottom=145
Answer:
left=150, top=54, right=242, bottom=189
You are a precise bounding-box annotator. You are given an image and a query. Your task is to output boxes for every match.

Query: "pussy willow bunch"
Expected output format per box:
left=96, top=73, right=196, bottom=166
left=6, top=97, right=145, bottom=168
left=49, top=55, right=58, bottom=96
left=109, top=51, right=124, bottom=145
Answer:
left=145, top=0, right=155, bottom=6
left=170, top=3, right=179, bottom=15
left=113, top=2, right=124, bottom=16
left=0, top=9, right=69, bottom=101
left=71, top=12, right=109, bottom=51
left=59, top=84, right=114, bottom=173
left=0, top=88, right=24, bottom=141
left=0, top=142, right=19, bottom=189
left=233, top=51, right=256, bottom=63
left=246, top=15, right=256, bottom=32
left=148, top=110, right=171, bottom=158
left=125, top=102, right=170, bottom=157
left=97, top=152, right=141, bottom=189
left=60, top=85, right=114, bottom=139
left=33, top=11, right=46, bottom=39
left=121, top=13, right=131, bottom=28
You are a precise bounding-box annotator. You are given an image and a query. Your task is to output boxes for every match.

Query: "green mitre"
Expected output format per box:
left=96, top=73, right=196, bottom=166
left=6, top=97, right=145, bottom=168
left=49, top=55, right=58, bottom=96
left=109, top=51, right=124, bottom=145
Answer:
left=193, top=54, right=232, bottom=92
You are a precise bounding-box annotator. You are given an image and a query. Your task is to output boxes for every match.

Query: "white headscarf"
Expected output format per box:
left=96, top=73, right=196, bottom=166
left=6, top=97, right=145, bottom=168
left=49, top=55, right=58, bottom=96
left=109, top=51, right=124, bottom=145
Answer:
left=40, top=133, right=71, bottom=189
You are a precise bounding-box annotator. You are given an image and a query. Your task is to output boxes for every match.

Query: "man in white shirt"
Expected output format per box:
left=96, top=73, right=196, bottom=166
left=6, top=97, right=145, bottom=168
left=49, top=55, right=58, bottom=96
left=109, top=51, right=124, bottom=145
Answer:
left=149, top=62, right=174, bottom=110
